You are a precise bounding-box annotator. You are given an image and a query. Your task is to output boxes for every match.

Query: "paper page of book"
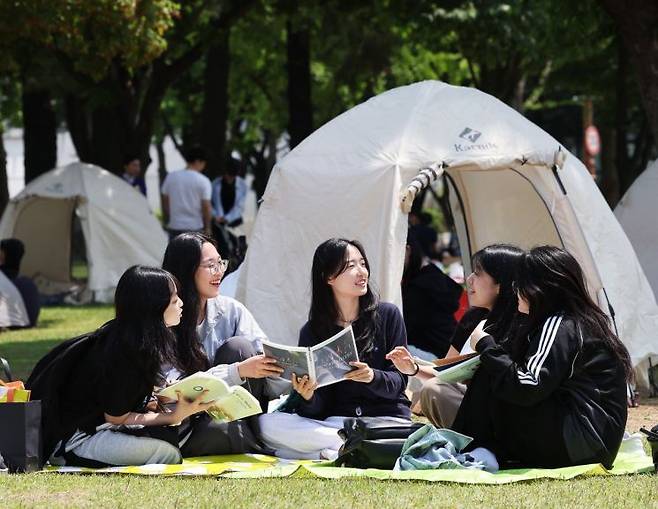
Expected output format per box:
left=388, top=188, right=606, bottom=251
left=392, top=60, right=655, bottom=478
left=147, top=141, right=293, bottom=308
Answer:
left=157, top=372, right=229, bottom=403
left=261, top=339, right=312, bottom=382
left=207, top=386, right=262, bottom=422
left=310, top=326, right=359, bottom=387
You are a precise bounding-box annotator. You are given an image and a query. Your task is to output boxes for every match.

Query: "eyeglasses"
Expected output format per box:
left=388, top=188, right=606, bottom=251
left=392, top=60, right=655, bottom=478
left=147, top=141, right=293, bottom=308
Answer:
left=200, top=259, right=229, bottom=275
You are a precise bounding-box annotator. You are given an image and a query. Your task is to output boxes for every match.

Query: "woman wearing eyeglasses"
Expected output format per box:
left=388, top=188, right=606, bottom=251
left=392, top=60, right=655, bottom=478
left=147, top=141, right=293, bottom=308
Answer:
left=161, top=232, right=285, bottom=456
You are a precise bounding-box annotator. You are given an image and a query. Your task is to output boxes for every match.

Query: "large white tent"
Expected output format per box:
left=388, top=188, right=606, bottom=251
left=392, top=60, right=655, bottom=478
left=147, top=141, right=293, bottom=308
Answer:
left=614, top=160, right=658, bottom=300
left=0, top=162, right=168, bottom=301
left=237, top=80, right=658, bottom=388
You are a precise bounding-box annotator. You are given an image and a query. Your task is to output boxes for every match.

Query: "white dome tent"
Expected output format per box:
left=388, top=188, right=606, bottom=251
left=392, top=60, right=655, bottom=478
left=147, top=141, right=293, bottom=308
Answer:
left=614, top=160, right=658, bottom=301
left=0, top=162, right=168, bottom=302
left=236, top=80, right=658, bottom=389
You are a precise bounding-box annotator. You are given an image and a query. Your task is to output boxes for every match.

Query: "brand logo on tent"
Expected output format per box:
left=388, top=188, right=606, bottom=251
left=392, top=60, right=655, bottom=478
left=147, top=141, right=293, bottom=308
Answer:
left=45, top=183, right=64, bottom=194
left=454, top=126, right=498, bottom=153
left=459, top=127, right=482, bottom=143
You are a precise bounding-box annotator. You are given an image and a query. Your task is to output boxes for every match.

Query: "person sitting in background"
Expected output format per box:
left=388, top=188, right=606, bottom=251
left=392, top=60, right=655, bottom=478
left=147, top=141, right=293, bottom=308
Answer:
left=408, top=210, right=438, bottom=259
left=0, top=238, right=40, bottom=327
left=121, top=155, right=147, bottom=196
left=432, top=246, right=465, bottom=284
left=402, top=233, right=463, bottom=360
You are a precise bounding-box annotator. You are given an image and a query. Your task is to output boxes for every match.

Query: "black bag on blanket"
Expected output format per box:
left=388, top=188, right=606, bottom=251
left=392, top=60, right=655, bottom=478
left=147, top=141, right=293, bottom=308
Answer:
left=0, top=400, right=42, bottom=472
left=640, top=425, right=658, bottom=469
left=335, top=418, right=423, bottom=470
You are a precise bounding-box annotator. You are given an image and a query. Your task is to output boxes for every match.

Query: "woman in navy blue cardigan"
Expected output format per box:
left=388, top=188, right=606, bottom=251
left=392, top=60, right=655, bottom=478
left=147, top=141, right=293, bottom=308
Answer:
left=259, top=238, right=411, bottom=459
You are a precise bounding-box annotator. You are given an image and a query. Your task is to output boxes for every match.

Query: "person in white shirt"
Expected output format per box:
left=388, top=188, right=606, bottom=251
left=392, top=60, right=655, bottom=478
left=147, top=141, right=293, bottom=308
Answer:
left=161, top=147, right=212, bottom=239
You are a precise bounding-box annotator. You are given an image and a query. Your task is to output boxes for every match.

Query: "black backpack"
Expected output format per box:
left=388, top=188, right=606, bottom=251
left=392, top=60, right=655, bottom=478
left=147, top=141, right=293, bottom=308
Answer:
left=25, top=322, right=111, bottom=462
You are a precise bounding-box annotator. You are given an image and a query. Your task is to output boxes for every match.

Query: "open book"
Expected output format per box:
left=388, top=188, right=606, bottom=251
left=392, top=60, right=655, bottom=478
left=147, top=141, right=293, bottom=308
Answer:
left=433, top=353, right=481, bottom=384
left=261, top=326, right=359, bottom=387
left=157, top=372, right=261, bottom=422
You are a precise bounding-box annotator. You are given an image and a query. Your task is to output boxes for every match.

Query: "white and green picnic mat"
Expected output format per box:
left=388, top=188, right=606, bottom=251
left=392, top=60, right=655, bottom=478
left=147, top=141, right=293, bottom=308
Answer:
left=46, top=434, right=654, bottom=484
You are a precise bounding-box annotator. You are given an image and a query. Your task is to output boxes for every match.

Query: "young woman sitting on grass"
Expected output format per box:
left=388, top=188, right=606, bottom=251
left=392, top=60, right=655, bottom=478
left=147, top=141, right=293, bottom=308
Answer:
left=162, top=232, right=286, bottom=455
left=387, top=244, right=524, bottom=428
left=452, top=246, right=632, bottom=470
left=29, top=266, right=213, bottom=467
left=258, top=238, right=412, bottom=459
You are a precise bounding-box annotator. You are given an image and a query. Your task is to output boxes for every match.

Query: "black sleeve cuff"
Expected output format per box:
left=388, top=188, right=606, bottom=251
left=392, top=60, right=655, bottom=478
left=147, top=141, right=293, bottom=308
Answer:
left=475, top=334, right=496, bottom=354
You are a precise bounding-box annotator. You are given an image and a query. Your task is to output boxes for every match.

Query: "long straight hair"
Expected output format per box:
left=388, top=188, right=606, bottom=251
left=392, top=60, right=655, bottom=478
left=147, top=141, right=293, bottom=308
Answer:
left=470, top=244, right=525, bottom=340
left=515, top=245, right=633, bottom=381
left=309, top=238, right=378, bottom=355
left=162, top=233, right=213, bottom=375
left=103, top=265, right=180, bottom=385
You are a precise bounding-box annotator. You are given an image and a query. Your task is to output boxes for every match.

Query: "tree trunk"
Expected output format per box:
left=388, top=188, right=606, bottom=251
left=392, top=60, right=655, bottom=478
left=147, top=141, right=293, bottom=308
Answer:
left=201, top=30, right=231, bottom=180
left=250, top=129, right=278, bottom=200
left=612, top=36, right=628, bottom=205
left=155, top=136, right=167, bottom=187
left=64, top=94, right=92, bottom=162
left=0, top=126, right=9, bottom=216
left=286, top=19, right=313, bottom=149
left=88, top=105, right=127, bottom=173
left=61, top=3, right=255, bottom=177
left=598, top=0, right=658, bottom=143
left=22, top=85, right=57, bottom=183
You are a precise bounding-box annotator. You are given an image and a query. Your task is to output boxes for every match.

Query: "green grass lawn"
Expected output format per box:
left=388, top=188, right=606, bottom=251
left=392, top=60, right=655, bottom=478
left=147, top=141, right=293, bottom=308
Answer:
left=0, top=305, right=113, bottom=380
left=0, top=306, right=656, bottom=508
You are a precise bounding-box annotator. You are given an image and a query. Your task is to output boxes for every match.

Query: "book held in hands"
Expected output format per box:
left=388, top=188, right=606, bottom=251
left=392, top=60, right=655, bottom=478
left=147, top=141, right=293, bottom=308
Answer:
left=261, top=326, right=359, bottom=387
left=157, top=372, right=261, bottom=422
left=433, top=353, right=481, bottom=384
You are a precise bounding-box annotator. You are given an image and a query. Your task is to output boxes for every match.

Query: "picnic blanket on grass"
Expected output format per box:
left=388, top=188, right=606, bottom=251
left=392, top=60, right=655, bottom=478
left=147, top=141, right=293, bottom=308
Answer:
left=45, top=434, right=654, bottom=484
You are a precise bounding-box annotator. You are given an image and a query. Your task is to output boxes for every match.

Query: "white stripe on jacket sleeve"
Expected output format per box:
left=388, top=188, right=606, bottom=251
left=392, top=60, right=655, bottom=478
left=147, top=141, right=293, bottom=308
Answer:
left=516, top=315, right=563, bottom=386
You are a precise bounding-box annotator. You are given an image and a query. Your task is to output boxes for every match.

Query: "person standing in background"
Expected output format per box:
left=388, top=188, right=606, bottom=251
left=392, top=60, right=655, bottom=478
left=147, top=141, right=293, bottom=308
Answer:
left=121, top=155, right=147, bottom=196
left=161, top=147, right=212, bottom=240
left=211, top=158, right=248, bottom=259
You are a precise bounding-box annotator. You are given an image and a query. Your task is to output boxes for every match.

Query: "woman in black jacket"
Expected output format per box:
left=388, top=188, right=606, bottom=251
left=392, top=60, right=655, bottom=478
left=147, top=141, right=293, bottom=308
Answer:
left=453, top=246, right=632, bottom=470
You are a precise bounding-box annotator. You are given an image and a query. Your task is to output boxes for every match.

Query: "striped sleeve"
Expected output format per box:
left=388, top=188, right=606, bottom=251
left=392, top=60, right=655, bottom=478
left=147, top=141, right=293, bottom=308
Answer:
left=475, top=315, right=578, bottom=406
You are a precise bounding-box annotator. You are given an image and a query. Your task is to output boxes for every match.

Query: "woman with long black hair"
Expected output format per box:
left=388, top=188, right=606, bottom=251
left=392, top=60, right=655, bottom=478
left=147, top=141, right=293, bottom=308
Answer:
left=258, top=238, right=411, bottom=459
left=162, top=232, right=285, bottom=455
left=29, top=266, right=213, bottom=467
left=388, top=244, right=524, bottom=428
left=453, top=245, right=632, bottom=470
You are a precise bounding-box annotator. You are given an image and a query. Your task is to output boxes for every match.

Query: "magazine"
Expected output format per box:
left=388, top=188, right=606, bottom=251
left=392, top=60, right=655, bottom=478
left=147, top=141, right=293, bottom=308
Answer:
left=157, top=372, right=261, bottom=422
left=261, top=326, right=359, bottom=387
left=433, top=353, right=481, bottom=384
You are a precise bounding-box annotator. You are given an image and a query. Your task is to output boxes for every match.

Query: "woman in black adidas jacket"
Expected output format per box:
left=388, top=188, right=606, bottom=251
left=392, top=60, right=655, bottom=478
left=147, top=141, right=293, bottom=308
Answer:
left=452, top=246, right=632, bottom=469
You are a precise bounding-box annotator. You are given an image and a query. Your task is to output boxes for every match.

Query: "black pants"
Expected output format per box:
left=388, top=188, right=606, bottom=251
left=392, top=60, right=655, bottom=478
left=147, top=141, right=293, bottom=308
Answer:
left=180, top=336, right=272, bottom=457
left=451, top=368, right=571, bottom=468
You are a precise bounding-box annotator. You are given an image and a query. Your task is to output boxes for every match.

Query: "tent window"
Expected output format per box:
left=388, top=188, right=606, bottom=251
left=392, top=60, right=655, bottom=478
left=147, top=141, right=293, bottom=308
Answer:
left=12, top=197, right=76, bottom=283
left=458, top=168, right=563, bottom=253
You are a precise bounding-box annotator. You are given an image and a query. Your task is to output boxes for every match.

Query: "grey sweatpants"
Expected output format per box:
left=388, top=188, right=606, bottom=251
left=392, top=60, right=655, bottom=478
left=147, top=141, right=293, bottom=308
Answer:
left=67, top=428, right=182, bottom=466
